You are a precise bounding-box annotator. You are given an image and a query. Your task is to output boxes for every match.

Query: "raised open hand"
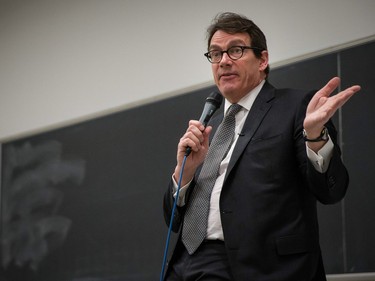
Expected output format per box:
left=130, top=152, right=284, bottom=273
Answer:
left=303, top=77, right=361, bottom=136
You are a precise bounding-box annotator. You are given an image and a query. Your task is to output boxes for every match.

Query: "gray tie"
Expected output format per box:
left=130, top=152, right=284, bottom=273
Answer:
left=181, top=103, right=242, bottom=255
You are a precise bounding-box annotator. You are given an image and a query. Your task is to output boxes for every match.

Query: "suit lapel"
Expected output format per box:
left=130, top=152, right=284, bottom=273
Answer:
left=224, top=82, right=276, bottom=181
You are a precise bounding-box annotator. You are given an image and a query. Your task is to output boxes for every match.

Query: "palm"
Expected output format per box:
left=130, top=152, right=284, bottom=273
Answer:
left=304, top=77, right=360, bottom=131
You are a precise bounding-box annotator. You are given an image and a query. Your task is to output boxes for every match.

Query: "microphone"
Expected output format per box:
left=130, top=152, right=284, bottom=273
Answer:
left=185, top=91, right=223, bottom=156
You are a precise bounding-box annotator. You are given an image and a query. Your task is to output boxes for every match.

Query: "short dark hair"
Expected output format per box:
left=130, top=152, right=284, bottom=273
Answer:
left=206, top=12, right=269, bottom=75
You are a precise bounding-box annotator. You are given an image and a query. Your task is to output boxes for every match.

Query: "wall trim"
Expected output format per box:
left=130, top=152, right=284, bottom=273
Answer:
left=328, top=272, right=375, bottom=281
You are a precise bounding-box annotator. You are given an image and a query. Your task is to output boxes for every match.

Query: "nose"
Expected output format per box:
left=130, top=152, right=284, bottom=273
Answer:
left=219, top=52, right=232, bottom=66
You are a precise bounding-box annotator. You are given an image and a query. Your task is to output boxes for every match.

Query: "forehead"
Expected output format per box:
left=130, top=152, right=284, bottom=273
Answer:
left=209, top=31, right=251, bottom=49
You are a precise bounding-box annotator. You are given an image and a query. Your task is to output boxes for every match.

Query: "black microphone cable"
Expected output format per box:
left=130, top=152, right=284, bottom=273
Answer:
left=159, top=153, right=188, bottom=281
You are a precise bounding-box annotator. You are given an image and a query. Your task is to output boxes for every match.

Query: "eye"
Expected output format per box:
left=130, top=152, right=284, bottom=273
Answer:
left=210, top=50, right=221, bottom=59
left=229, top=47, right=242, bottom=55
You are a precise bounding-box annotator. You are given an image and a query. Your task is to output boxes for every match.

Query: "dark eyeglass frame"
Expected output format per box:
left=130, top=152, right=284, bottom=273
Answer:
left=204, top=46, right=263, bottom=63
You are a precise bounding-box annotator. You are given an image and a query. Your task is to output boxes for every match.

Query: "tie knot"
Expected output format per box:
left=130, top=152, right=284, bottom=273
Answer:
left=226, top=104, right=242, bottom=117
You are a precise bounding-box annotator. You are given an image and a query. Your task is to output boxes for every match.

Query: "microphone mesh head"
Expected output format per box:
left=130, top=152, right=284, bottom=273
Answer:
left=206, top=92, right=223, bottom=108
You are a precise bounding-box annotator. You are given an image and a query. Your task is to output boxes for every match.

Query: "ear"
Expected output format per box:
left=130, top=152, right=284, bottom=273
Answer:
left=259, top=50, right=269, bottom=72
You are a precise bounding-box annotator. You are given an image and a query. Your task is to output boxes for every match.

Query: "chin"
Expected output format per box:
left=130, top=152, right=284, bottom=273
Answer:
left=219, top=86, right=238, bottom=97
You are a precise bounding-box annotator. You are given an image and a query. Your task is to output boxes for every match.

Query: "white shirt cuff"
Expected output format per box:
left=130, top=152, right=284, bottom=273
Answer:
left=172, top=175, right=192, bottom=206
left=306, top=136, right=334, bottom=173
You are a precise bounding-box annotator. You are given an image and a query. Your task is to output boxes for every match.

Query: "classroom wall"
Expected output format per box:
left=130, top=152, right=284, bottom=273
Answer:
left=1, top=40, right=374, bottom=281
left=1, top=0, right=375, bottom=141
left=1, top=1, right=375, bottom=280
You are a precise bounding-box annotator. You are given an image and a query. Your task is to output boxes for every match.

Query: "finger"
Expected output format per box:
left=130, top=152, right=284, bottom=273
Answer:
left=312, top=85, right=361, bottom=125
left=309, top=78, right=361, bottom=112
left=188, top=120, right=205, bottom=132
left=182, top=134, right=201, bottom=152
left=315, top=77, right=341, bottom=101
left=201, top=126, right=212, bottom=147
left=307, top=77, right=340, bottom=111
left=186, top=124, right=206, bottom=143
left=330, top=84, right=361, bottom=109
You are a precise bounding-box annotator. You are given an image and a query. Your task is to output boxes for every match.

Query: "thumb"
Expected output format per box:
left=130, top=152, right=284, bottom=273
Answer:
left=202, top=126, right=213, bottom=149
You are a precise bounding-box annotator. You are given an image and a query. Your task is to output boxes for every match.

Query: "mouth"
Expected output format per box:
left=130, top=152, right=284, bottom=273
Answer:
left=219, top=72, right=238, bottom=80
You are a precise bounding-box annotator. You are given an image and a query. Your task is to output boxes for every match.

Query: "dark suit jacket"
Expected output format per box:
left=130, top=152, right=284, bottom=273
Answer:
left=163, top=81, right=348, bottom=281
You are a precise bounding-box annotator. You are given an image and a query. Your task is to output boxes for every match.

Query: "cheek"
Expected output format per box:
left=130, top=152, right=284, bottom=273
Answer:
left=243, top=63, right=259, bottom=80
left=212, top=65, right=218, bottom=78
left=212, top=68, right=221, bottom=85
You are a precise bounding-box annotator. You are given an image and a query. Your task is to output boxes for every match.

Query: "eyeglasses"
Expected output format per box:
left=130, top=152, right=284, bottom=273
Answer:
left=204, top=46, right=263, bottom=64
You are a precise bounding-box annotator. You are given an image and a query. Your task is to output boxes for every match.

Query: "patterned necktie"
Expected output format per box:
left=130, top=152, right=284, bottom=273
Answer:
left=182, top=103, right=242, bottom=255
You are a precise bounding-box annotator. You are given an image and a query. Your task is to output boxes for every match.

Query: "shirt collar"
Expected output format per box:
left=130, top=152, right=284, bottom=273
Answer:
left=224, top=80, right=266, bottom=114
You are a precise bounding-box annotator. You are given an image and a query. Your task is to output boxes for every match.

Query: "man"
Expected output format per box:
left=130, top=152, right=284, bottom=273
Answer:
left=163, top=12, right=360, bottom=281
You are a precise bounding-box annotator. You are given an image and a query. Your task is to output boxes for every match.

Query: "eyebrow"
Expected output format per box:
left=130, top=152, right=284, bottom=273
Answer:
left=209, top=39, right=248, bottom=50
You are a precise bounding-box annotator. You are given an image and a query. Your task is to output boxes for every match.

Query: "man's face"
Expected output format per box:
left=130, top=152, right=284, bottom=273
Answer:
left=209, top=30, right=268, bottom=103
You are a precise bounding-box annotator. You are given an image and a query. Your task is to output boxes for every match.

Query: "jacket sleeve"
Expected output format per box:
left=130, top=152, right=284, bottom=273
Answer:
left=306, top=129, right=349, bottom=204
left=163, top=179, right=196, bottom=233
left=296, top=91, right=349, bottom=204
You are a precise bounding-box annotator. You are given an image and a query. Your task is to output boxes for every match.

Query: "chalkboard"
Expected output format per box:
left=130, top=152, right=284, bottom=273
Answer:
left=340, top=42, right=375, bottom=273
left=1, top=40, right=374, bottom=280
left=0, top=86, right=220, bottom=281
